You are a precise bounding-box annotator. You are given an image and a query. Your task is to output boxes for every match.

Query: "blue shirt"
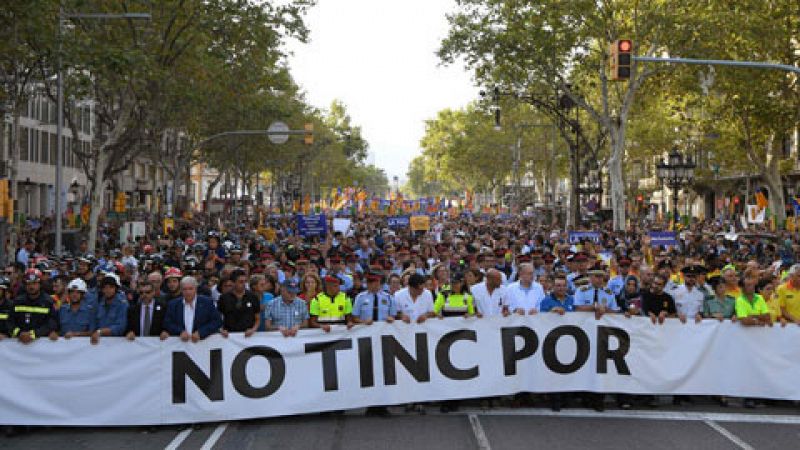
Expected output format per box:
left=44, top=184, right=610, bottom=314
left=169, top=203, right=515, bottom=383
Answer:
left=258, top=292, right=274, bottom=332
left=352, top=290, right=397, bottom=321
left=59, top=303, right=95, bottom=334
left=539, top=294, right=576, bottom=313
left=573, top=285, right=619, bottom=310
left=95, top=297, right=128, bottom=336
left=607, top=275, right=627, bottom=296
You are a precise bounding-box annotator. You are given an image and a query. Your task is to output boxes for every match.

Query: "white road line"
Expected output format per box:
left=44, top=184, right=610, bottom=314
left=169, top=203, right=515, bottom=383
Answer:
left=704, top=419, right=754, bottom=450
left=468, top=414, right=492, bottom=450
left=164, top=428, right=192, bottom=450
left=200, top=422, right=229, bottom=450
left=450, top=408, right=800, bottom=425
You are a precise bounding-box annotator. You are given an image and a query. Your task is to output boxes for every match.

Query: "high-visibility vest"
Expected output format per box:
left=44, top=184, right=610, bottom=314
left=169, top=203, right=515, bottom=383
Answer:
left=311, top=292, right=352, bottom=324
left=434, top=293, right=475, bottom=317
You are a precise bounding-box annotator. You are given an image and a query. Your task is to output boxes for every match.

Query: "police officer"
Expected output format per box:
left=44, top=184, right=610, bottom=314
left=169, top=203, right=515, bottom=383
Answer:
left=59, top=279, right=95, bottom=339
left=351, top=271, right=395, bottom=417
left=574, top=264, right=619, bottom=317
left=8, top=268, right=58, bottom=344
left=607, top=256, right=632, bottom=297
left=433, top=272, right=475, bottom=318
left=573, top=264, right=617, bottom=412
left=309, top=275, right=353, bottom=333
left=351, top=272, right=396, bottom=325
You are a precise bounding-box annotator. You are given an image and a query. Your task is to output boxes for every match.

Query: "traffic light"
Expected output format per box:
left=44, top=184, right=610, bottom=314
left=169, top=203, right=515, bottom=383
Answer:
left=303, top=123, right=314, bottom=145
left=0, top=179, right=11, bottom=222
left=114, top=192, right=127, bottom=213
left=610, top=39, right=632, bottom=81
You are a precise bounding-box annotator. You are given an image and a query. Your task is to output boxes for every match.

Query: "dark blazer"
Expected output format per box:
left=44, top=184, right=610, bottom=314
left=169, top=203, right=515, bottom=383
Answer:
left=125, top=299, right=168, bottom=337
left=163, top=295, right=222, bottom=339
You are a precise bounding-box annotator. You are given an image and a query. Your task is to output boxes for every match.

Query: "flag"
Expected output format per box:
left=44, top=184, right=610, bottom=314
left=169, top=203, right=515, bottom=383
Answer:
left=755, top=189, right=768, bottom=211
left=791, top=196, right=800, bottom=216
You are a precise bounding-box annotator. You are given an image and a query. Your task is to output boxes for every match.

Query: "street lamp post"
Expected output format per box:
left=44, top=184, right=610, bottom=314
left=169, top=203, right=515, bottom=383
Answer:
left=656, top=148, right=696, bottom=222
left=55, top=10, right=150, bottom=256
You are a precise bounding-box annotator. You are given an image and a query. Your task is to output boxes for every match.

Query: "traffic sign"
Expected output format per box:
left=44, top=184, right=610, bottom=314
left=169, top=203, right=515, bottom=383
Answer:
left=267, top=121, right=290, bottom=145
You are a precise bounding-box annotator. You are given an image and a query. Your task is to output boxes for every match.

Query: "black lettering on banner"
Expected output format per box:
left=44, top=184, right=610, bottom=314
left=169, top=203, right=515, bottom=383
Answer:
left=500, top=326, right=539, bottom=376
left=597, top=326, right=631, bottom=375
left=542, top=325, right=590, bottom=374
left=230, top=346, right=286, bottom=398
left=172, top=349, right=224, bottom=404
left=305, top=339, right=353, bottom=391
left=435, top=329, right=479, bottom=380
left=358, top=337, right=374, bottom=388
left=381, top=333, right=430, bottom=385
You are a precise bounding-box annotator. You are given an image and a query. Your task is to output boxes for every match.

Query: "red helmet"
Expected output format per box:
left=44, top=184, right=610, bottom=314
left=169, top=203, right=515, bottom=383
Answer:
left=164, top=267, right=183, bottom=279
left=24, top=268, right=43, bottom=283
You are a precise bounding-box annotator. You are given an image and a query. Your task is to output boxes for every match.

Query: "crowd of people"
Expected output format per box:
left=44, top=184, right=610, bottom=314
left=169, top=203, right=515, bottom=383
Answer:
left=2, top=214, right=799, bottom=417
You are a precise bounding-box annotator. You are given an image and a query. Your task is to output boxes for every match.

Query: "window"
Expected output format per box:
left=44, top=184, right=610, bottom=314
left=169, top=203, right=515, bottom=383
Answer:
left=82, top=107, right=91, bottom=134
left=31, top=129, right=38, bottom=163
left=19, top=126, right=28, bottom=161
left=41, top=132, right=49, bottom=165
left=49, top=132, right=57, bottom=165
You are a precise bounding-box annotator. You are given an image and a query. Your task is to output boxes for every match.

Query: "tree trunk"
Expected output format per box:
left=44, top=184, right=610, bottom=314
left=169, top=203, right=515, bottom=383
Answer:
left=87, top=151, right=108, bottom=253
left=763, top=165, right=786, bottom=224
left=568, top=142, right=579, bottom=228
left=609, top=125, right=627, bottom=231
left=204, top=170, right=223, bottom=213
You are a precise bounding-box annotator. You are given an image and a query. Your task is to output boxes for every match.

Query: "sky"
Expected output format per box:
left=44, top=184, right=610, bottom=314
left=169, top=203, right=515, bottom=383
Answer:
left=286, top=0, right=477, bottom=183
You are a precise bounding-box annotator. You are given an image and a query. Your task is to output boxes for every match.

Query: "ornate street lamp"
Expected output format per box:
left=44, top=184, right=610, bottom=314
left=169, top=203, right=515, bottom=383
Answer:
left=656, top=148, right=696, bottom=220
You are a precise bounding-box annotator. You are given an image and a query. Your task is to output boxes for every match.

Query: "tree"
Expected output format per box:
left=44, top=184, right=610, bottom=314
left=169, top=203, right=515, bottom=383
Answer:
left=439, top=0, right=700, bottom=229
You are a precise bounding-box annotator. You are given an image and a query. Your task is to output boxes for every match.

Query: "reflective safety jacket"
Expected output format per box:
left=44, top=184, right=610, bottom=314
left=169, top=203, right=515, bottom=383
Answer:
left=434, top=293, right=475, bottom=317
left=9, top=292, right=57, bottom=339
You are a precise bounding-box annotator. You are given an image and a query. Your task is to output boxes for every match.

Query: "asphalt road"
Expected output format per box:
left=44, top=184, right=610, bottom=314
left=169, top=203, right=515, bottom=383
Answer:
left=5, top=399, right=800, bottom=449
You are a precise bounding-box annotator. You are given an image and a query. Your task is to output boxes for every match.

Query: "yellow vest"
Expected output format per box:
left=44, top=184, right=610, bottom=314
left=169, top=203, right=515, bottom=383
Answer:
left=310, top=292, right=352, bottom=323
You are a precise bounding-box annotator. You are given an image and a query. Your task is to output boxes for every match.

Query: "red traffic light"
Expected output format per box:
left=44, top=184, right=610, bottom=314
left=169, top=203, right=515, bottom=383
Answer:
left=618, top=39, right=632, bottom=52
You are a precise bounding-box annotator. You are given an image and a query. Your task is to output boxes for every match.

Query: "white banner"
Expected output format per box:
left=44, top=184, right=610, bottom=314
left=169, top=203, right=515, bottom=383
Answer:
left=2, top=313, right=800, bottom=426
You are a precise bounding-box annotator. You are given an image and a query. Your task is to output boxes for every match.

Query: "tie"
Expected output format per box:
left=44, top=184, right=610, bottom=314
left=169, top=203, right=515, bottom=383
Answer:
left=373, top=294, right=379, bottom=321
left=142, top=304, right=151, bottom=337
left=593, top=288, right=599, bottom=305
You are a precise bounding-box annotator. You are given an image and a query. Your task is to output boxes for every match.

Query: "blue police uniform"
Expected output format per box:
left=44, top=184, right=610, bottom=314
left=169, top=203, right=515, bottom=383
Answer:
left=352, top=290, right=396, bottom=321
left=59, top=303, right=95, bottom=335
left=574, top=285, right=618, bottom=310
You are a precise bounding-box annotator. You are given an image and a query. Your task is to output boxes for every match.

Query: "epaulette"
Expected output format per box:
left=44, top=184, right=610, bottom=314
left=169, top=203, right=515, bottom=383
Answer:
left=579, top=286, right=590, bottom=292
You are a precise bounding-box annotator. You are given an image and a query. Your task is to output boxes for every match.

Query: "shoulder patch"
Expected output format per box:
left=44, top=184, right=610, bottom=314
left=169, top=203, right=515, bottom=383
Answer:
left=604, top=288, right=612, bottom=294
left=579, top=286, right=590, bottom=292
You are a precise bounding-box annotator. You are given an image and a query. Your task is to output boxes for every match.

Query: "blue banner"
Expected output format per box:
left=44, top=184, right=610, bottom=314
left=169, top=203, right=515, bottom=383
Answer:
left=387, top=215, right=410, bottom=229
left=568, top=231, right=601, bottom=244
left=296, top=214, right=328, bottom=237
left=649, top=231, right=678, bottom=247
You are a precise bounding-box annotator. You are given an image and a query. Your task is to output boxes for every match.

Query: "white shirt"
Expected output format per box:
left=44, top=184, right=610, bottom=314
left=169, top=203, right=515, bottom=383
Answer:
left=672, top=284, right=706, bottom=318
left=471, top=282, right=508, bottom=316
left=394, top=287, right=435, bottom=322
left=506, top=281, right=546, bottom=312
left=183, top=297, right=196, bottom=334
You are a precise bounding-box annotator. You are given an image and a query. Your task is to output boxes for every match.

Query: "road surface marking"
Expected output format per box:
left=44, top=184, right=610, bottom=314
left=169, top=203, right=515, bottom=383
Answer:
left=164, top=428, right=192, bottom=450
left=451, top=408, right=800, bottom=424
left=703, top=419, right=754, bottom=450
left=200, top=422, right=229, bottom=450
left=468, top=414, right=492, bottom=450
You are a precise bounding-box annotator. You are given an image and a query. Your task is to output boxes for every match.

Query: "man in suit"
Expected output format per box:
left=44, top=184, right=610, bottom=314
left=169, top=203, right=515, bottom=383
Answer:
left=160, top=276, right=222, bottom=342
left=125, top=281, right=167, bottom=339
